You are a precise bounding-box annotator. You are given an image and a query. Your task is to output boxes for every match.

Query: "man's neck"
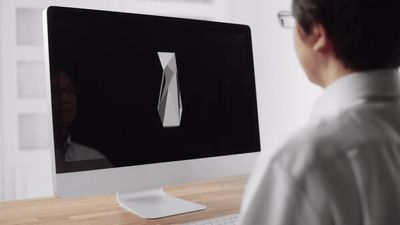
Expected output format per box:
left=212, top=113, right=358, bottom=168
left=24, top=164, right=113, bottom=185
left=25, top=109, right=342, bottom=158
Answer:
left=55, top=130, right=69, bottom=149
left=319, top=59, right=354, bottom=88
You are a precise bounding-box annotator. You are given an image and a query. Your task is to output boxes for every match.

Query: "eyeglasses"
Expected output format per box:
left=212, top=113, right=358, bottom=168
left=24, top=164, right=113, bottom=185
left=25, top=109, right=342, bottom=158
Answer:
left=277, top=11, right=295, bottom=28
left=51, top=87, right=80, bottom=96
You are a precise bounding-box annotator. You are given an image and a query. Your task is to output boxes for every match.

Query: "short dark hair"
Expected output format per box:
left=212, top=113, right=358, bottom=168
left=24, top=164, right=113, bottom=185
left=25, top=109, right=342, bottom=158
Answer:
left=50, top=62, right=78, bottom=84
left=292, top=0, right=400, bottom=71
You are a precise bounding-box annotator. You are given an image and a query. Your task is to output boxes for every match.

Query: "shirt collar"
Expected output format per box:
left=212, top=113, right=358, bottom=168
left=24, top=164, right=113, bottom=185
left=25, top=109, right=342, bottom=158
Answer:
left=62, top=135, right=72, bottom=153
left=309, top=69, right=400, bottom=123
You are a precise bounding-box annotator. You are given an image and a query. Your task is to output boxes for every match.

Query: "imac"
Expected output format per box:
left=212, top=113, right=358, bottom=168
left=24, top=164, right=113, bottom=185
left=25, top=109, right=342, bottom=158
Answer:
left=43, top=6, right=260, bottom=219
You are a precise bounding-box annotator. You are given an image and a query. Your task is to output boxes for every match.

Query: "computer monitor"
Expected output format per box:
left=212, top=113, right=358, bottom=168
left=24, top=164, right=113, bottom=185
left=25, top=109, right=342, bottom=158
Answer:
left=43, top=6, right=260, bottom=219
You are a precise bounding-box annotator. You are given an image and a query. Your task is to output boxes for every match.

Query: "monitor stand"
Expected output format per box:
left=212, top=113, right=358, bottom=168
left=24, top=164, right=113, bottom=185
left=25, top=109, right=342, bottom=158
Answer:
left=117, top=187, right=207, bottom=219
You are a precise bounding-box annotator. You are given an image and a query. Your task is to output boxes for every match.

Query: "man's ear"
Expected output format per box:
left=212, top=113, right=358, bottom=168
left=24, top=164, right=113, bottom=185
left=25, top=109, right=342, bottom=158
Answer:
left=311, top=24, right=331, bottom=53
left=297, top=23, right=331, bottom=53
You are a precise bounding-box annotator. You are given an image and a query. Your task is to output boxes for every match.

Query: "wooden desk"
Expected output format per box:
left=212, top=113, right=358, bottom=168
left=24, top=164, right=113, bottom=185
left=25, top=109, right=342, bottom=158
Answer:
left=0, top=176, right=247, bottom=225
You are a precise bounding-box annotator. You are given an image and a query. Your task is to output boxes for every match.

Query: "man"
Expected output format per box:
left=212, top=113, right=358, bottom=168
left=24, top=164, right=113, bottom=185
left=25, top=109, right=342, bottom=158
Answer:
left=51, top=69, right=112, bottom=170
left=239, top=0, right=400, bottom=224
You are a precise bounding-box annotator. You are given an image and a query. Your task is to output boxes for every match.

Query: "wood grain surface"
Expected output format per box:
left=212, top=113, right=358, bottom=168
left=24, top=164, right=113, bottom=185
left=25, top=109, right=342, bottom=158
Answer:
left=0, top=176, right=247, bottom=225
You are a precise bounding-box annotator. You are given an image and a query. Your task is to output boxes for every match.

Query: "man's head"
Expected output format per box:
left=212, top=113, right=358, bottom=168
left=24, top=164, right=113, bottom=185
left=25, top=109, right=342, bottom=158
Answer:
left=51, top=69, right=78, bottom=137
left=291, top=0, right=400, bottom=86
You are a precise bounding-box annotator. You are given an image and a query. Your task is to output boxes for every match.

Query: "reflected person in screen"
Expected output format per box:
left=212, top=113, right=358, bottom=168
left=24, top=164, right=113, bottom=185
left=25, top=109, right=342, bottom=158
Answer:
left=51, top=69, right=111, bottom=165
left=240, top=0, right=400, bottom=224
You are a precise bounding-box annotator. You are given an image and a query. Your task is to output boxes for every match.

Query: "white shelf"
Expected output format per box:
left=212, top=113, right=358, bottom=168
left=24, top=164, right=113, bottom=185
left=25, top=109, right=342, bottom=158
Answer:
left=18, top=113, right=52, bottom=151
left=16, top=47, right=44, bottom=61
left=16, top=7, right=43, bottom=46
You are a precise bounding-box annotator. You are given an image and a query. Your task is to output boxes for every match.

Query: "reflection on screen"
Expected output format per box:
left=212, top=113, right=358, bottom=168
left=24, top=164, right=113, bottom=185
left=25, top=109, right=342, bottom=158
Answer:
left=47, top=8, right=260, bottom=173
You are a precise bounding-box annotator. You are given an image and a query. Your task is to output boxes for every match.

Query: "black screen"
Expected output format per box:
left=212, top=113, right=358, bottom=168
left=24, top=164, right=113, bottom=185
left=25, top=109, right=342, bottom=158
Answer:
left=46, top=6, right=260, bottom=173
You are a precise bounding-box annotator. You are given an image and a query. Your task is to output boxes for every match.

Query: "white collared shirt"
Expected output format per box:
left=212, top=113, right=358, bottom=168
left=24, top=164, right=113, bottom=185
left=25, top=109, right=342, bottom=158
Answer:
left=64, top=136, right=107, bottom=162
left=239, top=69, right=400, bottom=225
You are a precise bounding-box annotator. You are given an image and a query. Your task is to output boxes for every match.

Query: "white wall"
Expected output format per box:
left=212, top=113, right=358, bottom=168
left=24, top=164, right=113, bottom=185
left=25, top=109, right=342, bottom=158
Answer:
left=230, top=0, right=322, bottom=160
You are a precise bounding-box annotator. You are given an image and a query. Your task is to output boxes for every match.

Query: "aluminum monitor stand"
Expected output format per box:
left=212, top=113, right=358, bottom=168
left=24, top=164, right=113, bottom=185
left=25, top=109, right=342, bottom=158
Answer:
left=117, top=187, right=206, bottom=219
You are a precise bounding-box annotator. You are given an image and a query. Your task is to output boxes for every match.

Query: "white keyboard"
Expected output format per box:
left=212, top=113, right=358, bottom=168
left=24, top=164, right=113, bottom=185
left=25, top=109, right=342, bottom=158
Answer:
left=181, top=213, right=239, bottom=225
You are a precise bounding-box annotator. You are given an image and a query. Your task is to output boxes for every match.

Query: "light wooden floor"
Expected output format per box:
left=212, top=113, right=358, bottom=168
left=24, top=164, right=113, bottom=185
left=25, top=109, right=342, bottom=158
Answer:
left=0, top=176, right=246, bottom=225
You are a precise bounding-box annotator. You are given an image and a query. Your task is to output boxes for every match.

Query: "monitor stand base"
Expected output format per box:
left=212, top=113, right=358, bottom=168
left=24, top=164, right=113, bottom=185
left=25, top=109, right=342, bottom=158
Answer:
left=117, top=187, right=207, bottom=219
